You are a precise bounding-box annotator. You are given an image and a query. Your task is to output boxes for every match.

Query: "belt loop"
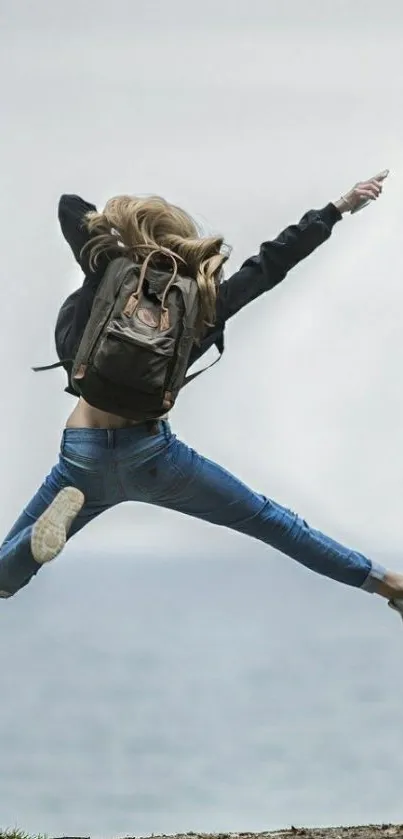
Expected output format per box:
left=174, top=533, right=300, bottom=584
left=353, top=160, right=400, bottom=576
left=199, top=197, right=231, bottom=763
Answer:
left=107, top=429, right=114, bottom=449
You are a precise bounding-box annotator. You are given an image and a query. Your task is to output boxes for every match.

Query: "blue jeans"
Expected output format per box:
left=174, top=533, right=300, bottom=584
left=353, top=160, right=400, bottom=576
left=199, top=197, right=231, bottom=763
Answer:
left=0, top=421, right=386, bottom=597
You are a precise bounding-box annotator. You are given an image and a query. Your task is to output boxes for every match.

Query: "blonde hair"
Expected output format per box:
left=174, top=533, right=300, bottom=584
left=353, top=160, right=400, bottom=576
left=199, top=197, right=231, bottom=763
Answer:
left=82, top=195, right=229, bottom=335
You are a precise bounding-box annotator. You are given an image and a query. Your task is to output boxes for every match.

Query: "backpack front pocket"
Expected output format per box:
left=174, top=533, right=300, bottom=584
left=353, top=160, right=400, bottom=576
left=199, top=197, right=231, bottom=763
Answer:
left=93, top=325, right=175, bottom=394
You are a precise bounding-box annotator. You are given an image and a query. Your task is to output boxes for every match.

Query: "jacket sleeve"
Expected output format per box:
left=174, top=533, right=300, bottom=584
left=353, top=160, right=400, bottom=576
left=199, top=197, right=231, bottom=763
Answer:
left=214, top=202, right=342, bottom=324
left=55, top=195, right=107, bottom=388
left=58, top=194, right=96, bottom=268
left=58, top=193, right=114, bottom=286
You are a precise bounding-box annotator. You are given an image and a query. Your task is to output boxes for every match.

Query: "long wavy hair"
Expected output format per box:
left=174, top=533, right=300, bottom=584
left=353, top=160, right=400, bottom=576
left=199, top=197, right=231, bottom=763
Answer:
left=82, top=195, right=229, bottom=336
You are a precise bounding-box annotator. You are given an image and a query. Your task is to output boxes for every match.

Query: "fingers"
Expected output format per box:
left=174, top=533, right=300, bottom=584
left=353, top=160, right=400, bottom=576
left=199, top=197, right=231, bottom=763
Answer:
left=361, top=186, right=380, bottom=199
left=367, top=178, right=383, bottom=192
left=361, top=169, right=389, bottom=194
left=356, top=179, right=384, bottom=201
left=341, top=170, right=389, bottom=214
left=355, top=188, right=378, bottom=203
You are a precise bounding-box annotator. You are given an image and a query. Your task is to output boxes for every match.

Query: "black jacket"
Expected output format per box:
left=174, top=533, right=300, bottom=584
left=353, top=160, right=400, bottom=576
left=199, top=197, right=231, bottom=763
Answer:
left=55, top=194, right=342, bottom=395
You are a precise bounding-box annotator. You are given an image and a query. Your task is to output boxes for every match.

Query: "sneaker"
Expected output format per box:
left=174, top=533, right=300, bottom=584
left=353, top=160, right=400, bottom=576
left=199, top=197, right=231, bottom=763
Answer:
left=31, top=487, right=85, bottom=564
left=388, top=598, right=403, bottom=621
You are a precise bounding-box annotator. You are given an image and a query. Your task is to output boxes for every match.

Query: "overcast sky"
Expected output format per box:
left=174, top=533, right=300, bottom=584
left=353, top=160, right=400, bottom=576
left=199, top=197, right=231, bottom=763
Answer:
left=1, top=0, right=403, bottom=568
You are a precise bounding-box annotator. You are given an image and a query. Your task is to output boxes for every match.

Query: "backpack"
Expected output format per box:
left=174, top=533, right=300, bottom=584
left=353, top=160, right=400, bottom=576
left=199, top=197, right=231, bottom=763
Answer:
left=34, top=251, right=223, bottom=421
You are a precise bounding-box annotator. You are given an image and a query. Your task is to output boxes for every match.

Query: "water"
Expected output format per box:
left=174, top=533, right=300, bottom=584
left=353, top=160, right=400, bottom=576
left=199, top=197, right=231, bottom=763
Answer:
left=1, top=547, right=403, bottom=836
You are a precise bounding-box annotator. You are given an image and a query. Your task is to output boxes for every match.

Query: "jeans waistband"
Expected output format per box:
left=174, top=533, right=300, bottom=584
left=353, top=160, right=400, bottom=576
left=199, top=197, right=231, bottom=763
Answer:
left=62, top=420, right=170, bottom=449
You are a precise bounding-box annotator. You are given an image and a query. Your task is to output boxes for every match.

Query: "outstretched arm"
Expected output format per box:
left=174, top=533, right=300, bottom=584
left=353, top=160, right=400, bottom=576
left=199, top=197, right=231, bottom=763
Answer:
left=215, top=202, right=341, bottom=324
left=215, top=170, right=387, bottom=324
left=188, top=171, right=388, bottom=365
left=186, top=204, right=341, bottom=366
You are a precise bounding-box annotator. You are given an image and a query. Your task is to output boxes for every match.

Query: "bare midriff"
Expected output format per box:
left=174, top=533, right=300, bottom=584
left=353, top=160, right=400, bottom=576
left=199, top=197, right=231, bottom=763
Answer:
left=65, top=397, right=167, bottom=429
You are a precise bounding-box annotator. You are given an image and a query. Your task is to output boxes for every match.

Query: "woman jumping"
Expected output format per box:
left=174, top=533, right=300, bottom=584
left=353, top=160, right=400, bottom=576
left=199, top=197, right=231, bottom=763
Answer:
left=2, top=170, right=402, bottom=623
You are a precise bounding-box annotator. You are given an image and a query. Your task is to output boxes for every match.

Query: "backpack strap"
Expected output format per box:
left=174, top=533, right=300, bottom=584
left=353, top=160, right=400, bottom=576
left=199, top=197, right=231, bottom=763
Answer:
left=32, top=359, right=71, bottom=372
left=32, top=339, right=225, bottom=380
left=183, top=331, right=224, bottom=386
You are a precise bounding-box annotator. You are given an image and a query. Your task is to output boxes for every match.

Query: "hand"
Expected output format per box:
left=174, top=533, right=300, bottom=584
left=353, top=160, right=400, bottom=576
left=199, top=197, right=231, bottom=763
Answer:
left=334, top=169, right=389, bottom=215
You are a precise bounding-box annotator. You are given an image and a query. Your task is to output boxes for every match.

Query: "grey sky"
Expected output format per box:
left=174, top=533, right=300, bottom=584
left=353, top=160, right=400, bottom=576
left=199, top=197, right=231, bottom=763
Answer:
left=1, top=0, right=403, bottom=564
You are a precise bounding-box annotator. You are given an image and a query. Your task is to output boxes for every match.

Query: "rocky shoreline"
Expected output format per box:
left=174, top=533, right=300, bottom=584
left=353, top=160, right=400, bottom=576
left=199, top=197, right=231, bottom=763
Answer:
left=3, top=826, right=403, bottom=839
left=110, top=828, right=403, bottom=839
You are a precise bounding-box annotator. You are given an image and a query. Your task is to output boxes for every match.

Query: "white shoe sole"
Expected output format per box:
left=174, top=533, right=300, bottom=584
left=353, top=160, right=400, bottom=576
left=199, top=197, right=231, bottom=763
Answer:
left=31, top=487, right=85, bottom=564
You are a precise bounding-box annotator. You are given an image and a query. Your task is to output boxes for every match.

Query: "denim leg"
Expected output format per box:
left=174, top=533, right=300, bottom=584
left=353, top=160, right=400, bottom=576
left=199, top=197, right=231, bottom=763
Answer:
left=0, top=459, right=107, bottom=598
left=131, top=435, right=386, bottom=592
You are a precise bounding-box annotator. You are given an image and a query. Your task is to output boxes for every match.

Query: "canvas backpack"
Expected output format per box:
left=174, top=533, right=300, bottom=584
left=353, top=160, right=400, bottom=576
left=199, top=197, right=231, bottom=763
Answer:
left=34, top=251, right=223, bottom=421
